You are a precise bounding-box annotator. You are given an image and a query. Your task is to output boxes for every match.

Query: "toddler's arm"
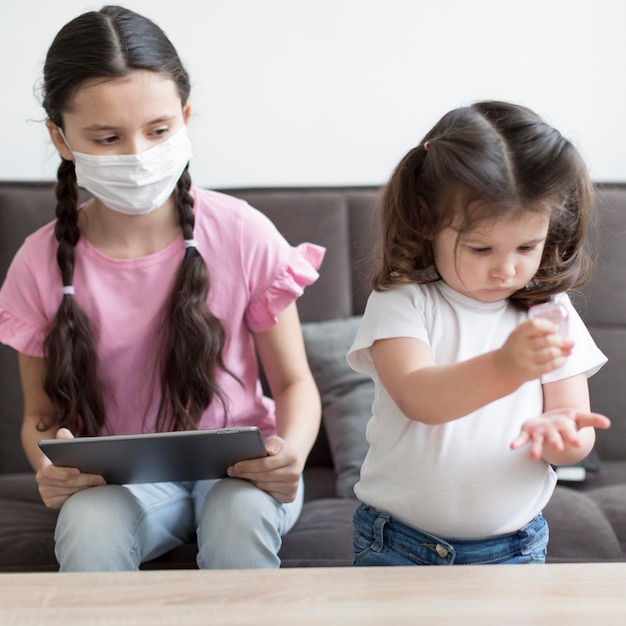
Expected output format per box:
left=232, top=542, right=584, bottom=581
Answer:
left=370, top=317, right=572, bottom=425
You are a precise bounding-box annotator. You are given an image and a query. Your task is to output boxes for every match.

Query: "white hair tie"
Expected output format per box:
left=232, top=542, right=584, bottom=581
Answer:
left=62, top=285, right=75, bottom=296
left=184, top=239, right=198, bottom=249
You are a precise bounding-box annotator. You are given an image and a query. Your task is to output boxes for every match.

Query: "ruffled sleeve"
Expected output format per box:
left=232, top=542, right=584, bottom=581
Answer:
left=245, top=242, right=325, bottom=333
left=0, top=306, right=47, bottom=357
left=0, top=223, right=59, bottom=358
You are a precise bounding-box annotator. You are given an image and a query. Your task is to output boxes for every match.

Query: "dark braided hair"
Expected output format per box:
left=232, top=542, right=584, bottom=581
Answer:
left=41, top=5, right=230, bottom=435
left=43, top=160, right=105, bottom=435
left=156, top=167, right=233, bottom=432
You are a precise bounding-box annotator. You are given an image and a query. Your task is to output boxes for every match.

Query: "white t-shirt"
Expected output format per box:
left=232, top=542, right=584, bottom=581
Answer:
left=347, top=281, right=606, bottom=538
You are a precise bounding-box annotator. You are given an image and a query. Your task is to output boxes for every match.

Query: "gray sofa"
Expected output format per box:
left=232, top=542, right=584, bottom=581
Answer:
left=1, top=181, right=625, bottom=571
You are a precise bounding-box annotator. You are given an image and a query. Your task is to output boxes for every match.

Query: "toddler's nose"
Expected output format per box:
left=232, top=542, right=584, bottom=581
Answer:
left=491, top=260, right=516, bottom=280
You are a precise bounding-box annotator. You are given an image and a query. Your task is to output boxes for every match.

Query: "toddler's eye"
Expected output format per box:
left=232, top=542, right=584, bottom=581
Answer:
left=518, top=245, right=536, bottom=253
left=470, top=247, right=491, bottom=254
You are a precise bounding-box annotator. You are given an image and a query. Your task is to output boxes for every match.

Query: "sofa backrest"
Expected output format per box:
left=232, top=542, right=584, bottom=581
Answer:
left=222, top=188, right=381, bottom=321
left=575, top=185, right=626, bottom=460
left=1, top=182, right=625, bottom=472
left=0, top=183, right=382, bottom=473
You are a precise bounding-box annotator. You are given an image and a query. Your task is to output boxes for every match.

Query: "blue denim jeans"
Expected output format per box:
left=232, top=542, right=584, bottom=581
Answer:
left=54, top=477, right=304, bottom=571
left=352, top=503, right=549, bottom=566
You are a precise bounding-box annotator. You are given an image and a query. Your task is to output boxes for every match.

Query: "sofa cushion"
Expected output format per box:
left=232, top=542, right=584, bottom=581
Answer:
left=0, top=344, right=30, bottom=473
left=0, top=473, right=357, bottom=571
left=278, top=498, right=356, bottom=567
left=586, top=485, right=626, bottom=556
left=0, top=475, right=58, bottom=572
left=543, top=485, right=622, bottom=563
left=573, top=460, right=626, bottom=491
left=301, top=317, right=373, bottom=498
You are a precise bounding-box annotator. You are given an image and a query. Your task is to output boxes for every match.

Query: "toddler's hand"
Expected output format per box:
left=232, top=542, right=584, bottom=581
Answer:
left=510, top=409, right=611, bottom=461
left=496, top=318, right=573, bottom=384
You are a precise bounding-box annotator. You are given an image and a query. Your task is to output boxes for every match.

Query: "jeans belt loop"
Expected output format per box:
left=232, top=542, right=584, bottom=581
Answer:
left=372, top=512, right=390, bottom=552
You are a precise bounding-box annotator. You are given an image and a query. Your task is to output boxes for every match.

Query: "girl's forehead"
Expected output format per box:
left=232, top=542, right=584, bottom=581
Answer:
left=66, top=70, right=183, bottom=119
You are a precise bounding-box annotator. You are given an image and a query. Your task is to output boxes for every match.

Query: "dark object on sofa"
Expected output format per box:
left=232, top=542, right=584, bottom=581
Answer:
left=1, top=182, right=625, bottom=571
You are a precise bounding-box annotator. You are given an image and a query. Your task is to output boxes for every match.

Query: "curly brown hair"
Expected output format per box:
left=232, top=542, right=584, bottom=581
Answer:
left=373, top=101, right=595, bottom=310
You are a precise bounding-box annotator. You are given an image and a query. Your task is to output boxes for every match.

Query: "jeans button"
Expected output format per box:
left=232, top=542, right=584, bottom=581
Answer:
left=436, top=544, right=449, bottom=558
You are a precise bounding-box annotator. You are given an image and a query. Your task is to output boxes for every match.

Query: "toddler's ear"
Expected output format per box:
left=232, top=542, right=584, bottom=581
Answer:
left=45, top=120, right=74, bottom=162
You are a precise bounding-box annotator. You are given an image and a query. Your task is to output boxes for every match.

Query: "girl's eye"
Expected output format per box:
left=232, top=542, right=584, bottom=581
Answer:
left=470, top=247, right=491, bottom=255
left=151, top=127, right=170, bottom=137
left=94, top=135, right=118, bottom=145
left=518, top=245, right=536, bottom=253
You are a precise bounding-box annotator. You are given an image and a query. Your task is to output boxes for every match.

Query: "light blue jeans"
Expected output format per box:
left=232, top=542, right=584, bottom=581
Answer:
left=54, top=477, right=304, bottom=571
left=352, top=503, right=549, bottom=566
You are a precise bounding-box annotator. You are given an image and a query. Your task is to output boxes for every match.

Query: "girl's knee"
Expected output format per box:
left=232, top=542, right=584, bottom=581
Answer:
left=58, top=485, right=135, bottom=531
left=196, top=479, right=284, bottom=568
left=201, top=478, right=281, bottom=527
left=55, top=486, right=141, bottom=571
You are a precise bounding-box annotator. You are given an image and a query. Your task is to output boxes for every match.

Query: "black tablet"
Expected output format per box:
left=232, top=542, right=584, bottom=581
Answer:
left=38, top=427, right=267, bottom=484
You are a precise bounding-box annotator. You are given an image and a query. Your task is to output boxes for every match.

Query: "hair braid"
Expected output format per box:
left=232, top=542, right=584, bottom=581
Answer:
left=42, top=159, right=106, bottom=435
left=156, top=168, right=233, bottom=431
left=41, top=6, right=218, bottom=434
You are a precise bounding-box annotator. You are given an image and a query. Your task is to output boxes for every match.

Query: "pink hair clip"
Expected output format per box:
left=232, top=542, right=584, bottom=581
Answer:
left=423, top=141, right=430, bottom=152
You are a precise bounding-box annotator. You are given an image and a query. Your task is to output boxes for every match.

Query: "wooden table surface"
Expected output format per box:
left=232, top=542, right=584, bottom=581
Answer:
left=1, top=563, right=624, bottom=625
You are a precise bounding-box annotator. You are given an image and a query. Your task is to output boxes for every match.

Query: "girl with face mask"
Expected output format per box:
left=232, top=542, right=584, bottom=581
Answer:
left=0, top=5, right=324, bottom=571
left=57, top=124, right=193, bottom=216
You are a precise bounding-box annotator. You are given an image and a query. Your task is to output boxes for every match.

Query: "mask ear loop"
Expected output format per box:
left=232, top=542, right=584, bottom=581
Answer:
left=56, top=126, right=75, bottom=155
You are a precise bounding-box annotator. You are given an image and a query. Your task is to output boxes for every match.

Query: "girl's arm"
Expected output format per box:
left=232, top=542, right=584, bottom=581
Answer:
left=370, top=317, right=571, bottom=425
left=510, top=374, right=610, bottom=464
left=19, top=354, right=105, bottom=509
left=227, top=302, right=321, bottom=502
left=19, top=353, right=60, bottom=468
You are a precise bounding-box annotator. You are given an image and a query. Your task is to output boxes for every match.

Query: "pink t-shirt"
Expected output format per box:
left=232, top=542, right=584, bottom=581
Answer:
left=0, top=187, right=324, bottom=438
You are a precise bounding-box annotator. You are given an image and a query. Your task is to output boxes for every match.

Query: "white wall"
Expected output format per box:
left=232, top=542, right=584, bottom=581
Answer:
left=1, top=0, right=625, bottom=187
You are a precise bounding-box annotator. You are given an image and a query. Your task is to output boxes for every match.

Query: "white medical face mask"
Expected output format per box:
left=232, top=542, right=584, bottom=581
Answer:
left=60, top=126, right=193, bottom=215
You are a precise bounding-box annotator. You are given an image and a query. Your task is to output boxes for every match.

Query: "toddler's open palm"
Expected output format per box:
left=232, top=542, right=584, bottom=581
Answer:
left=510, top=409, right=611, bottom=461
